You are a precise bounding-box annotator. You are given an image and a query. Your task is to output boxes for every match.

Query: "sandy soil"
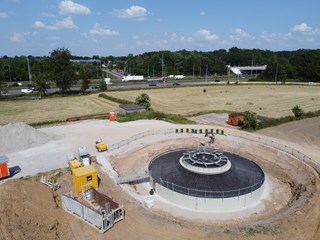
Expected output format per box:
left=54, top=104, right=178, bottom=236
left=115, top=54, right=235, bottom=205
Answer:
left=0, top=119, right=319, bottom=240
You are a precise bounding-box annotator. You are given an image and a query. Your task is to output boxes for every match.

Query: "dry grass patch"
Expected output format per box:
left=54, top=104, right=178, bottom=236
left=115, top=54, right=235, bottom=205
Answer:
left=0, top=94, right=118, bottom=125
left=106, top=85, right=320, bottom=118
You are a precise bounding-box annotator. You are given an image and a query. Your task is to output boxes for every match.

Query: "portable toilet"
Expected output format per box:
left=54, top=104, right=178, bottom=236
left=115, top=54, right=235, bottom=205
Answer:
left=72, top=165, right=98, bottom=193
left=0, top=155, right=10, bottom=179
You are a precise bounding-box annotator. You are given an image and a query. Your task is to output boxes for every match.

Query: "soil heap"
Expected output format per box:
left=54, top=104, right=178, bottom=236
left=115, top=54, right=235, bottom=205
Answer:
left=0, top=122, right=50, bottom=154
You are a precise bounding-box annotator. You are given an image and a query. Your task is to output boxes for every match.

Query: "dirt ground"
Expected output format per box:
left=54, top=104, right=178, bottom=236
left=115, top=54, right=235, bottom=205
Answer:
left=0, top=118, right=320, bottom=240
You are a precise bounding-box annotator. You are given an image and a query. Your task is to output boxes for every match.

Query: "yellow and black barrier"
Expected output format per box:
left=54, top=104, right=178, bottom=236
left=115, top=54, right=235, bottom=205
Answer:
left=175, top=128, right=227, bottom=135
left=175, top=128, right=194, bottom=133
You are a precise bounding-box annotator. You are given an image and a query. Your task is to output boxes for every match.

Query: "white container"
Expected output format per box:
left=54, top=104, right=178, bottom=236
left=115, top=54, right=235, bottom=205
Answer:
left=81, top=157, right=90, bottom=166
left=145, top=195, right=155, bottom=208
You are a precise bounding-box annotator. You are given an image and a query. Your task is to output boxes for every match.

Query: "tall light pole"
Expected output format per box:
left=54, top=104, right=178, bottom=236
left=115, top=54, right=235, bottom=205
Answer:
left=275, top=63, right=279, bottom=84
left=26, top=56, right=32, bottom=85
left=193, top=64, right=195, bottom=80
left=161, top=53, right=164, bottom=79
left=205, top=64, right=208, bottom=84
left=6, top=65, right=12, bottom=82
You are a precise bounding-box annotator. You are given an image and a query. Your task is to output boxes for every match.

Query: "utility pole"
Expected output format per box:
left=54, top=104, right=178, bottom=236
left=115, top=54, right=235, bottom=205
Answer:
left=205, top=64, right=208, bottom=84
left=161, top=53, right=164, bottom=79
left=275, top=63, right=279, bottom=84
left=193, top=64, right=195, bottom=80
left=6, top=65, right=12, bottom=82
left=162, top=53, right=165, bottom=86
left=26, top=56, right=32, bottom=85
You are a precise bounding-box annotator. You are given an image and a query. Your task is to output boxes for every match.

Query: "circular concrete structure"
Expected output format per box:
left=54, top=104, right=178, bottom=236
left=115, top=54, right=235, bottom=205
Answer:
left=179, top=149, right=232, bottom=175
left=149, top=148, right=265, bottom=200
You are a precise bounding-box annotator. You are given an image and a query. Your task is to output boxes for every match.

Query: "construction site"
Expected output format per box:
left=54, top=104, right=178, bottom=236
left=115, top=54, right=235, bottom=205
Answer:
left=0, top=117, right=320, bottom=240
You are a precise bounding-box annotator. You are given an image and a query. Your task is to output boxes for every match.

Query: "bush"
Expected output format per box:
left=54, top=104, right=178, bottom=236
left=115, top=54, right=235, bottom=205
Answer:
left=292, top=105, right=304, bottom=119
left=135, top=93, right=151, bottom=110
left=98, top=93, right=133, bottom=104
left=240, top=111, right=258, bottom=130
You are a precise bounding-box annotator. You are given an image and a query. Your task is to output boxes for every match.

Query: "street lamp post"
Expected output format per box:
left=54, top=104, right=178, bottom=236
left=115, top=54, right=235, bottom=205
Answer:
left=205, top=64, right=208, bottom=84
left=26, top=56, right=32, bottom=85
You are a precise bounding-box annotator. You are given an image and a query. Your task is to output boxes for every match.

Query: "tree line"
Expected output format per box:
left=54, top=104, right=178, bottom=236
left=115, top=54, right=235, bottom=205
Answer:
left=1, top=47, right=320, bottom=95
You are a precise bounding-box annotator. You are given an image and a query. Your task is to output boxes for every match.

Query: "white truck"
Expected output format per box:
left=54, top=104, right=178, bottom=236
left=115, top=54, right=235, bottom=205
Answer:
left=104, top=78, right=112, bottom=85
left=168, top=75, right=185, bottom=80
left=121, top=75, right=144, bottom=82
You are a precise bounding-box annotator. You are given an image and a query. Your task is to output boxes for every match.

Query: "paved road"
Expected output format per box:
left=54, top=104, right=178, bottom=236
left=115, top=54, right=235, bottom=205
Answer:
left=2, top=81, right=212, bottom=96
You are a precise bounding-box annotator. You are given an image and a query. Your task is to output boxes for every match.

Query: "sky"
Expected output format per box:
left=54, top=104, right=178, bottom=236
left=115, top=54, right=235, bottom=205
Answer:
left=1, top=0, right=320, bottom=57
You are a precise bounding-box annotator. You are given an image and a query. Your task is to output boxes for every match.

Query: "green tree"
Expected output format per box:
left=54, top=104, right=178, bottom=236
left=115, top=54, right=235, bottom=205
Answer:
left=33, top=72, right=50, bottom=97
left=241, top=111, right=258, bottom=130
left=0, top=71, right=7, bottom=96
left=49, top=48, right=77, bottom=95
left=292, top=105, right=304, bottom=119
left=135, top=93, right=151, bottom=110
left=80, top=71, right=91, bottom=94
left=99, top=79, right=107, bottom=91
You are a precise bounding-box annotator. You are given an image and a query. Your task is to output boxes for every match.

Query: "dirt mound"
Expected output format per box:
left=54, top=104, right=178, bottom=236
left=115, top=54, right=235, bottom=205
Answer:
left=0, top=179, right=72, bottom=240
left=0, top=122, right=50, bottom=154
left=257, top=117, right=320, bottom=146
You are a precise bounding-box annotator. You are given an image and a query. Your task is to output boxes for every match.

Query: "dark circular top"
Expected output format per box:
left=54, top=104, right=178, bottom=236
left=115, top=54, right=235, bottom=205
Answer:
left=149, top=148, right=265, bottom=198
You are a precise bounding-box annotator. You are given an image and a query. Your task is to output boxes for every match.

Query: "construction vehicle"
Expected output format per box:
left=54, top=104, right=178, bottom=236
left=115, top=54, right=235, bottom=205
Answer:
left=95, top=140, right=107, bottom=152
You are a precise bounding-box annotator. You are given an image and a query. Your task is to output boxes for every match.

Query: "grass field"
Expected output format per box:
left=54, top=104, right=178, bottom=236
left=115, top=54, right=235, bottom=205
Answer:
left=0, top=85, right=319, bottom=125
left=106, top=85, right=320, bottom=118
left=0, top=94, right=118, bottom=125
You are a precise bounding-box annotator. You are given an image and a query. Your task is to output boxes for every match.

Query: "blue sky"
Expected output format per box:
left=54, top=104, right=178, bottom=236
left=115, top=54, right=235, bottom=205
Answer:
left=1, top=0, right=320, bottom=57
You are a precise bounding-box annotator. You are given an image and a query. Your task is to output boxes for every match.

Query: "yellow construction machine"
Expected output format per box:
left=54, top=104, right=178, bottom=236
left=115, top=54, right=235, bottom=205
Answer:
left=95, top=140, right=107, bottom=152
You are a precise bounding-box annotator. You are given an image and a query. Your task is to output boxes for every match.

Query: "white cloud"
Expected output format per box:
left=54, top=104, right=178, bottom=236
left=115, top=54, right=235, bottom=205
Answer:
left=59, top=0, right=91, bottom=15
left=136, top=40, right=150, bottom=47
left=41, top=12, right=56, bottom=18
left=11, top=32, right=37, bottom=42
left=56, top=16, right=77, bottom=28
left=292, top=23, right=312, bottom=32
left=226, top=28, right=255, bottom=44
left=171, top=33, right=193, bottom=43
left=260, top=31, right=292, bottom=43
left=113, top=5, right=147, bottom=20
left=200, top=11, right=205, bottom=16
left=0, top=12, right=9, bottom=18
left=194, top=29, right=219, bottom=41
left=89, top=23, right=119, bottom=36
left=234, top=28, right=254, bottom=39
left=33, top=16, right=77, bottom=30
left=33, top=21, right=56, bottom=30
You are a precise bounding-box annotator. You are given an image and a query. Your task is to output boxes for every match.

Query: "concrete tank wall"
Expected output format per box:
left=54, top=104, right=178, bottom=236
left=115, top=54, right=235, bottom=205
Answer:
left=155, top=181, right=265, bottom=212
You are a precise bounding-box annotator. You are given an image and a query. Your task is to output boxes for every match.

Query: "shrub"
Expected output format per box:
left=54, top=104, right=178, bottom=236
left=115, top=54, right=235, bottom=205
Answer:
left=98, top=93, right=133, bottom=104
left=135, top=93, right=151, bottom=110
left=292, top=105, right=304, bottom=119
left=240, top=111, right=258, bottom=130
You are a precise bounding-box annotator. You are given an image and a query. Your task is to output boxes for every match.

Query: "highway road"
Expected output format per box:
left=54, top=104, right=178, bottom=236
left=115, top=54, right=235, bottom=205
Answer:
left=2, top=77, right=239, bottom=96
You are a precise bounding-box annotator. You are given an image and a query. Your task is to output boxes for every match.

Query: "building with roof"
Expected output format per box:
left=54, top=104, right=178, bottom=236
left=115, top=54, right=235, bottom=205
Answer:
left=227, top=65, right=267, bottom=76
left=119, top=104, right=147, bottom=116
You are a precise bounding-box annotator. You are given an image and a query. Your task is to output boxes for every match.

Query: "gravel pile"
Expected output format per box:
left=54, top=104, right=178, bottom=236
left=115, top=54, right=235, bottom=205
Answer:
left=0, top=122, right=50, bottom=154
